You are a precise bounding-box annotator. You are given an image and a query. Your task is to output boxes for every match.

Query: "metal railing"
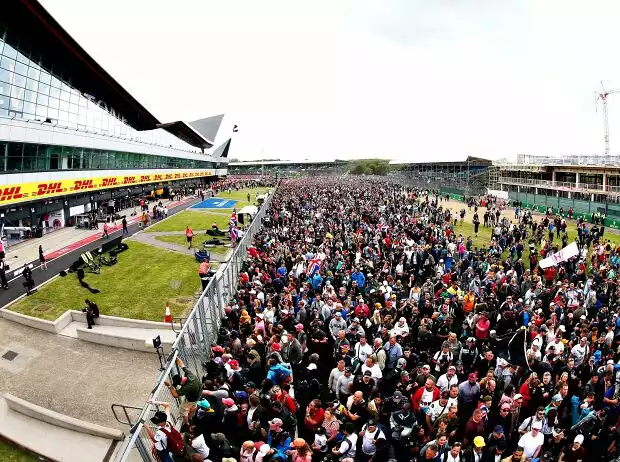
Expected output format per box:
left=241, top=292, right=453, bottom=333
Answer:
left=515, top=153, right=620, bottom=166
left=498, top=176, right=608, bottom=192
left=114, top=187, right=276, bottom=462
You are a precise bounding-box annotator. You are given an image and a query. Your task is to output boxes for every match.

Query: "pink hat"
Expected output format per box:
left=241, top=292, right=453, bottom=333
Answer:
left=295, top=323, right=304, bottom=331
left=222, top=398, right=235, bottom=407
left=272, top=343, right=281, bottom=351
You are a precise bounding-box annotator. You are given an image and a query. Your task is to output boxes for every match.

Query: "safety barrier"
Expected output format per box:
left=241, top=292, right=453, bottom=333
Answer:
left=114, top=186, right=276, bottom=462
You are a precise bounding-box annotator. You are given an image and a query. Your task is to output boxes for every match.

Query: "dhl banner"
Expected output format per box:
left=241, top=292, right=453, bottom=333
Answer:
left=0, top=171, right=213, bottom=206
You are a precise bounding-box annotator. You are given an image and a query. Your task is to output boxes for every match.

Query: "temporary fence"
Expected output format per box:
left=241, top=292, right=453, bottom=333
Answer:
left=115, top=186, right=276, bottom=462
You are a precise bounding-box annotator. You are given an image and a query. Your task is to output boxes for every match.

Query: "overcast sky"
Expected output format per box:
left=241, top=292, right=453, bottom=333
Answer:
left=40, top=0, right=620, bottom=162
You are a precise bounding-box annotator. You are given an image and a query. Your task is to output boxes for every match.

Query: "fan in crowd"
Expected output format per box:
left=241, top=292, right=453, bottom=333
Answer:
left=147, top=177, right=620, bottom=462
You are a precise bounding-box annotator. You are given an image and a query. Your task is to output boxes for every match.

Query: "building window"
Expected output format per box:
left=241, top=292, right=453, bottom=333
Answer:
left=6, top=142, right=22, bottom=171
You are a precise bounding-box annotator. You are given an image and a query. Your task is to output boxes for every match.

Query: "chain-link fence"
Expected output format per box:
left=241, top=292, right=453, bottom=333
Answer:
left=115, top=187, right=276, bottom=462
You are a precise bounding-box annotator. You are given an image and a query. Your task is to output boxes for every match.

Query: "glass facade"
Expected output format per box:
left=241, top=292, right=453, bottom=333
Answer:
left=1, top=141, right=220, bottom=172
left=0, top=28, right=202, bottom=153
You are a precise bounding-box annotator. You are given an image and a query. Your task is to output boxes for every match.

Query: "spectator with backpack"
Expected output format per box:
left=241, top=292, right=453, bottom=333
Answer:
left=146, top=403, right=185, bottom=462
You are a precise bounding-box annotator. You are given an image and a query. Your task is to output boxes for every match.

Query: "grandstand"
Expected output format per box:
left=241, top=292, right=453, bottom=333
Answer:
left=228, top=159, right=348, bottom=177
left=389, top=156, right=493, bottom=196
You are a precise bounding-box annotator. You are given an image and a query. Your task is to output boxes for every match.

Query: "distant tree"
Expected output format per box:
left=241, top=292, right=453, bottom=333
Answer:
left=349, top=159, right=390, bottom=176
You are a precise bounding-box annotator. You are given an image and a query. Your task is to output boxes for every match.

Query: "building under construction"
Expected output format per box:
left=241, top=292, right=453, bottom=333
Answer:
left=495, top=154, right=620, bottom=221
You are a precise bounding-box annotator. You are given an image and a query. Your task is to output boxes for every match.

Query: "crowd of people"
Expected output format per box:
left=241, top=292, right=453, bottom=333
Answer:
left=151, top=177, right=620, bottom=462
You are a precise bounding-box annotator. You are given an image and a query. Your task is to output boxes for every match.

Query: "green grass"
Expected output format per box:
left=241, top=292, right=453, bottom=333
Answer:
left=0, top=440, right=40, bottom=461
left=146, top=187, right=271, bottom=233
left=446, top=207, right=620, bottom=266
left=10, top=241, right=199, bottom=321
left=146, top=211, right=231, bottom=233
left=153, top=234, right=230, bottom=256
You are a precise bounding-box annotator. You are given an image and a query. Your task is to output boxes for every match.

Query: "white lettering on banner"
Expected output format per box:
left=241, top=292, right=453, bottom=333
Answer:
left=539, top=242, right=581, bottom=269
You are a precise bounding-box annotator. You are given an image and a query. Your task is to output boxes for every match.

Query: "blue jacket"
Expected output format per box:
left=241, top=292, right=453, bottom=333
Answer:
left=267, top=430, right=291, bottom=461
left=351, top=271, right=366, bottom=287
left=267, top=364, right=291, bottom=385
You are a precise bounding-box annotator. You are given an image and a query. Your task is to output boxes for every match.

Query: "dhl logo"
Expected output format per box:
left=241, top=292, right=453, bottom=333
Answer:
left=174, top=174, right=181, bottom=178
left=140, top=175, right=150, bottom=182
left=154, top=175, right=163, bottom=181
left=101, top=177, right=118, bottom=187
left=38, top=182, right=63, bottom=195
left=73, top=179, right=95, bottom=191
left=123, top=176, right=137, bottom=184
left=165, top=174, right=174, bottom=179
left=0, top=186, right=24, bottom=202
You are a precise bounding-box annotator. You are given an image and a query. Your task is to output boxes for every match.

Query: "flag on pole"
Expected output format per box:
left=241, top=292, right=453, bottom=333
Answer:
left=230, top=212, right=237, bottom=227
left=230, top=226, right=239, bottom=243
left=376, top=223, right=389, bottom=233
left=306, top=257, right=322, bottom=275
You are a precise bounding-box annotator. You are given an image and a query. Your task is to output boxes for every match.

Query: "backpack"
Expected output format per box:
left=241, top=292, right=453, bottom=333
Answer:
left=160, top=425, right=185, bottom=455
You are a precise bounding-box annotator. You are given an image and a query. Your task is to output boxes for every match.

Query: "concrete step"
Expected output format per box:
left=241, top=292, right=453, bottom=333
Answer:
left=0, top=396, right=116, bottom=462
left=59, top=321, right=177, bottom=353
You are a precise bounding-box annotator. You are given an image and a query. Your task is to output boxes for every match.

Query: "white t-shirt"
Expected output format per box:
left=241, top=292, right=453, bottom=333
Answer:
left=518, top=431, right=544, bottom=459
left=154, top=422, right=172, bottom=451
left=437, top=373, right=458, bottom=393
left=361, top=427, right=385, bottom=455
left=338, top=434, right=358, bottom=458
left=427, top=400, right=450, bottom=421
left=191, top=434, right=210, bottom=458
left=420, top=389, right=435, bottom=411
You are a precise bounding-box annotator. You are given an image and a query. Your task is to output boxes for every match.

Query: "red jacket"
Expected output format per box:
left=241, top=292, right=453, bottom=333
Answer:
left=411, top=386, right=440, bottom=414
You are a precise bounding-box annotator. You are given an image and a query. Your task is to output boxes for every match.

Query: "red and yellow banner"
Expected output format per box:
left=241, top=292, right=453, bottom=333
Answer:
left=0, top=171, right=213, bottom=206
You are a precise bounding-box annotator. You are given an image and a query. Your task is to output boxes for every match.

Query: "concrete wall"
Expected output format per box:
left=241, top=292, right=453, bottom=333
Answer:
left=75, top=326, right=175, bottom=353
left=4, top=393, right=124, bottom=441
left=0, top=309, right=72, bottom=334
left=70, top=310, right=180, bottom=330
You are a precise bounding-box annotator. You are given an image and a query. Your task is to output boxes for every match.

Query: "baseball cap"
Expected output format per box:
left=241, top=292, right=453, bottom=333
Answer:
left=196, top=399, right=211, bottom=410
left=150, top=411, right=167, bottom=425
left=222, top=398, right=235, bottom=407
left=258, top=444, right=271, bottom=456
left=574, top=434, right=584, bottom=444
left=532, top=421, right=542, bottom=430
left=269, top=418, right=283, bottom=426
left=473, top=436, right=486, bottom=447
left=295, top=323, right=304, bottom=331
left=364, top=370, right=372, bottom=376
left=513, top=394, right=523, bottom=400
left=494, top=425, right=504, bottom=433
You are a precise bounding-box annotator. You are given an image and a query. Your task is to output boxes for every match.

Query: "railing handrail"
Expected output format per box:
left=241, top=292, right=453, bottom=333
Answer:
left=114, top=185, right=278, bottom=462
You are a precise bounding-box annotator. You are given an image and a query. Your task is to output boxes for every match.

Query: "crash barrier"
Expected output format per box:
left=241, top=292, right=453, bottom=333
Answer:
left=114, top=187, right=276, bottom=462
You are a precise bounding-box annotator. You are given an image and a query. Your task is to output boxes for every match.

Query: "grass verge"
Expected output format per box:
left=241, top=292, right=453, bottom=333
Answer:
left=10, top=241, right=199, bottom=322
left=0, top=440, right=40, bottom=462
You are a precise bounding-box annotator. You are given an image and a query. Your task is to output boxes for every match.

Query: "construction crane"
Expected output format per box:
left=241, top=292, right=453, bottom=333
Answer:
left=595, top=81, right=620, bottom=156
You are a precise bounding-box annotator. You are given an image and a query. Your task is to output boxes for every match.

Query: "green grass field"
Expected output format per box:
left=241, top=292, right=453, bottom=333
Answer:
left=146, top=187, right=270, bottom=234
left=0, top=440, right=39, bottom=462
left=146, top=211, right=231, bottom=233
left=153, top=234, right=230, bottom=256
left=10, top=241, right=199, bottom=321
left=448, top=212, right=620, bottom=266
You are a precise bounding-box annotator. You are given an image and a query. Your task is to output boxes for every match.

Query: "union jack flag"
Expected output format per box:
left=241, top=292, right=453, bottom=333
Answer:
left=377, top=223, right=389, bottom=233
left=230, top=226, right=239, bottom=243
left=230, top=212, right=237, bottom=227
left=306, top=257, right=322, bottom=275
